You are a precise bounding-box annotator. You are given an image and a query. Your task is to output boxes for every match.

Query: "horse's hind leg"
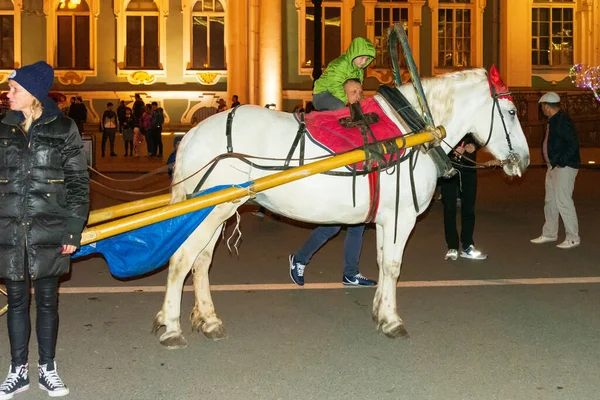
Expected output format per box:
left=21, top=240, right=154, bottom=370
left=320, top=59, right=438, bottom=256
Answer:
left=189, top=224, right=227, bottom=340
left=153, top=202, right=241, bottom=349
left=372, top=216, right=414, bottom=339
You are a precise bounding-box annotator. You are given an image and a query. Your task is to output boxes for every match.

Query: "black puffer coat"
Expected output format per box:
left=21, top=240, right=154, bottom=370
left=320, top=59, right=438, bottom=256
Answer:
left=0, top=98, right=89, bottom=281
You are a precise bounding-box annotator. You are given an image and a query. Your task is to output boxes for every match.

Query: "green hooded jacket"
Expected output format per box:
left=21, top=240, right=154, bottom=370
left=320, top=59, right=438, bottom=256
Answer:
left=313, top=37, right=376, bottom=104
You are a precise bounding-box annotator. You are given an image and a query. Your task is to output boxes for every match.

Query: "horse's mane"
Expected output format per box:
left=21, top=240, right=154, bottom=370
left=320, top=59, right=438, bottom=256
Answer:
left=405, top=68, right=490, bottom=125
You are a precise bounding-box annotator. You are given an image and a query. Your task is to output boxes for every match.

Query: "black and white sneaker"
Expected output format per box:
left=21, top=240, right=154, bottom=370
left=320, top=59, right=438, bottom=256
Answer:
left=0, top=364, right=29, bottom=400
left=38, top=362, right=69, bottom=397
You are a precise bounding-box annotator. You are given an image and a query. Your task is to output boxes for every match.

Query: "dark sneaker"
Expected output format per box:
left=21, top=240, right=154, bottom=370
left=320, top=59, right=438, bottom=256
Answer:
left=38, top=362, right=69, bottom=397
left=460, top=245, right=487, bottom=260
left=289, top=254, right=305, bottom=286
left=342, top=273, right=377, bottom=287
left=0, top=364, right=29, bottom=400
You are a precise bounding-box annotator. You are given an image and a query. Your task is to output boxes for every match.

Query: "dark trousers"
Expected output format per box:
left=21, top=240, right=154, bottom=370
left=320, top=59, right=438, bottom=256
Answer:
left=294, top=224, right=365, bottom=277
left=440, top=170, right=477, bottom=250
left=144, top=130, right=153, bottom=155
left=124, top=140, right=133, bottom=155
left=5, top=271, right=60, bottom=366
left=152, top=128, right=163, bottom=156
left=101, top=128, right=116, bottom=155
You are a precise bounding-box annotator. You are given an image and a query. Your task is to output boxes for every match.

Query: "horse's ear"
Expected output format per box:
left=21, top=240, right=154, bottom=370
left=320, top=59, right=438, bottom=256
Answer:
left=488, top=64, right=511, bottom=99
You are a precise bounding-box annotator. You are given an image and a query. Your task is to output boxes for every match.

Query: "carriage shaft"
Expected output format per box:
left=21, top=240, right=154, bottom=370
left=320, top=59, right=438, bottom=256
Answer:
left=81, top=130, right=439, bottom=246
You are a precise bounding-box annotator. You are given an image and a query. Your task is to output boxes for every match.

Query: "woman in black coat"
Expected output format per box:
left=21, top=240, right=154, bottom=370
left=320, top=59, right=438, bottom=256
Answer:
left=0, top=61, right=89, bottom=398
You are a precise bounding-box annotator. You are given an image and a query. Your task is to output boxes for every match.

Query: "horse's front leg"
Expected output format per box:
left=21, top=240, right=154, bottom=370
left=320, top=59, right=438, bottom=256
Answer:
left=373, top=217, right=414, bottom=338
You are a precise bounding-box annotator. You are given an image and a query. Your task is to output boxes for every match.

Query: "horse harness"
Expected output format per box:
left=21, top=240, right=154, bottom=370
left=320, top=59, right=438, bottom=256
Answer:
left=212, top=88, right=428, bottom=234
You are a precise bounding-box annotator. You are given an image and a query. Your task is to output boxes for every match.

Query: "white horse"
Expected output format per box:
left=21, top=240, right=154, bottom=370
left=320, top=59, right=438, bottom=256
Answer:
left=152, top=68, right=530, bottom=349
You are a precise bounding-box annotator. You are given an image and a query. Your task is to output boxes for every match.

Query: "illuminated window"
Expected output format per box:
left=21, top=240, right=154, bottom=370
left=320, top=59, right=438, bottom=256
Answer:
left=56, top=0, right=90, bottom=69
left=125, top=0, right=159, bottom=69
left=0, top=0, right=15, bottom=70
left=296, top=0, right=353, bottom=75
left=303, top=2, right=342, bottom=68
left=532, top=1, right=574, bottom=67
left=372, top=1, right=409, bottom=68
left=190, top=0, right=225, bottom=70
left=437, top=7, right=471, bottom=68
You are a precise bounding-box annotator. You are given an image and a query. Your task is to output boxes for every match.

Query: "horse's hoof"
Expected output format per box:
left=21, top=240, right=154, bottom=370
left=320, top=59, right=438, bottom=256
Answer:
left=203, top=325, right=227, bottom=341
left=382, top=322, right=409, bottom=339
left=159, top=332, right=188, bottom=349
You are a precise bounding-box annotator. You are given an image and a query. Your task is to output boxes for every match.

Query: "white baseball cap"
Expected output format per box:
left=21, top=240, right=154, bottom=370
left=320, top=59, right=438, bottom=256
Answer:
left=538, top=92, right=560, bottom=103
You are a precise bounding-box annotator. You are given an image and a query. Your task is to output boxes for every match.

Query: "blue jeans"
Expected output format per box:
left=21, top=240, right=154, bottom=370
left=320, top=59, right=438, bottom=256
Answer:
left=294, top=224, right=365, bottom=277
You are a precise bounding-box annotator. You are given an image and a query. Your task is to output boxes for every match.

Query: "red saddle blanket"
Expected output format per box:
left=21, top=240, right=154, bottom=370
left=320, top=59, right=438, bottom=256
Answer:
left=300, top=97, right=405, bottom=170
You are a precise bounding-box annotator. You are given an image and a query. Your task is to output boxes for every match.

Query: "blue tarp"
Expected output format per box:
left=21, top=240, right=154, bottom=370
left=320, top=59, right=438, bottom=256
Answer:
left=73, top=183, right=252, bottom=278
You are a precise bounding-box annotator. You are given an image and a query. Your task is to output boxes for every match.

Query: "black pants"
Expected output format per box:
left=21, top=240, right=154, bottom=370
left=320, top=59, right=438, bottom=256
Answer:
left=152, top=128, right=163, bottom=156
left=124, top=140, right=133, bottom=155
left=440, top=170, right=477, bottom=250
left=101, top=128, right=116, bottom=155
left=5, top=271, right=59, bottom=366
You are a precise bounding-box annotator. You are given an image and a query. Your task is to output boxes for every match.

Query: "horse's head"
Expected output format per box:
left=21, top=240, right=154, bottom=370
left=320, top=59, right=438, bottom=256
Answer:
left=477, top=65, right=530, bottom=176
left=420, top=67, right=530, bottom=177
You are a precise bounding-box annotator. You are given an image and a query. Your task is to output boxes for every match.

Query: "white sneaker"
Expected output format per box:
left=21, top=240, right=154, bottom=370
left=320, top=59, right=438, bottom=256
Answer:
left=557, top=239, right=580, bottom=249
left=444, top=249, right=458, bottom=261
left=460, top=245, right=487, bottom=260
left=530, top=236, right=557, bottom=244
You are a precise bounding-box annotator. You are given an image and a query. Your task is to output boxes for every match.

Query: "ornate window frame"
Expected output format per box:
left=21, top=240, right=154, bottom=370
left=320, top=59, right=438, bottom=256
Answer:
left=114, top=0, right=168, bottom=85
left=295, top=0, right=355, bottom=76
left=429, top=0, right=485, bottom=75
left=44, top=0, right=98, bottom=85
left=181, top=0, right=227, bottom=85
left=363, top=0, right=425, bottom=83
left=0, top=0, right=21, bottom=82
left=530, top=0, right=576, bottom=74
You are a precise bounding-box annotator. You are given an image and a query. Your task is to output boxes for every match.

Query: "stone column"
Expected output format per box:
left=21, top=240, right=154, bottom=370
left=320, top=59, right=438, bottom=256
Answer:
left=226, top=0, right=249, bottom=104
left=499, top=0, right=531, bottom=87
left=258, top=0, right=283, bottom=109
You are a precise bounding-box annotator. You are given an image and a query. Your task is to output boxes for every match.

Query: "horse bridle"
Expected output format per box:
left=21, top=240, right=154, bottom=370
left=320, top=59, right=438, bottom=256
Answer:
left=482, top=83, right=520, bottom=168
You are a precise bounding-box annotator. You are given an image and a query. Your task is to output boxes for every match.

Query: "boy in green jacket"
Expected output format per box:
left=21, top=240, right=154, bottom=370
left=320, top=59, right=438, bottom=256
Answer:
left=312, top=37, right=376, bottom=111
left=289, top=37, right=378, bottom=288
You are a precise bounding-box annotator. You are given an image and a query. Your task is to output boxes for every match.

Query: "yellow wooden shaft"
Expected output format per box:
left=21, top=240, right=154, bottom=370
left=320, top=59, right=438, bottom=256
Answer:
left=87, top=194, right=171, bottom=226
left=81, top=131, right=438, bottom=245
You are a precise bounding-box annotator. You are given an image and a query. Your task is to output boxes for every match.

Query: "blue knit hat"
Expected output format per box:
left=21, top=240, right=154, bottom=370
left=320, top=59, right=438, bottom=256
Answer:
left=8, top=61, right=55, bottom=102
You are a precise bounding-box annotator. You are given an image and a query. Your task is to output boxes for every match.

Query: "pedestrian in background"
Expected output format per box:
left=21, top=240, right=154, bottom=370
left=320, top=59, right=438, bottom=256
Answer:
left=149, top=101, right=164, bottom=157
left=531, top=92, right=581, bottom=249
left=0, top=61, right=89, bottom=398
left=100, top=102, right=118, bottom=157
left=441, top=134, right=487, bottom=261
left=116, top=100, right=127, bottom=134
left=133, top=126, right=144, bottom=158
left=141, top=104, right=153, bottom=156
left=121, top=107, right=134, bottom=156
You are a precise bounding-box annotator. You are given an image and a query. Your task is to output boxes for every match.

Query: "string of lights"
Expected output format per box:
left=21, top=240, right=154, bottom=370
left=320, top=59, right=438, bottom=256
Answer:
left=569, top=63, right=600, bottom=102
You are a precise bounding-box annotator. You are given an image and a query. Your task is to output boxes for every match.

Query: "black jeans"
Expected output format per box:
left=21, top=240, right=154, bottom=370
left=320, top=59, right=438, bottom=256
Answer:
left=5, top=271, right=60, bottom=366
left=440, top=170, right=477, bottom=250
left=101, top=128, right=116, bottom=155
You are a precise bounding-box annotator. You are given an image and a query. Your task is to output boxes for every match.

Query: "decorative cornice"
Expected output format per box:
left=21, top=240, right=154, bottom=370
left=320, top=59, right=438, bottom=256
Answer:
left=127, top=71, right=157, bottom=85
left=194, top=71, right=224, bottom=85
left=56, top=71, right=87, bottom=85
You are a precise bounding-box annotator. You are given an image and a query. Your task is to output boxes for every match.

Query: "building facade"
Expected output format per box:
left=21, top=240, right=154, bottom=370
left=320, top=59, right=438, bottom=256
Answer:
left=1, top=0, right=599, bottom=136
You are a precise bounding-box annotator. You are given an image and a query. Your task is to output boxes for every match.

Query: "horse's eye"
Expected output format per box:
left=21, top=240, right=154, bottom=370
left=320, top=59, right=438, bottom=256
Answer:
left=508, top=110, right=516, bottom=116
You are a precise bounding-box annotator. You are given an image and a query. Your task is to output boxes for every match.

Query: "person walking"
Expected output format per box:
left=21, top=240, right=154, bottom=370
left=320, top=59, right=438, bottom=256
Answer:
left=0, top=61, right=89, bottom=398
left=289, top=37, right=377, bottom=287
left=441, top=134, right=487, bottom=261
left=531, top=92, right=581, bottom=249
left=121, top=107, right=134, bottom=156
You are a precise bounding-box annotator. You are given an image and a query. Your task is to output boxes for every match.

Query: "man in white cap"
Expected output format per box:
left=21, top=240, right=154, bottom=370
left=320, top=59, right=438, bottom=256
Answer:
left=531, top=92, right=580, bottom=249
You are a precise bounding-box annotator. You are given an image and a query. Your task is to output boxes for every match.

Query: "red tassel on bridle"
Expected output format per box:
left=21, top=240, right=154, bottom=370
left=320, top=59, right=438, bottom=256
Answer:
left=488, top=65, right=512, bottom=101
